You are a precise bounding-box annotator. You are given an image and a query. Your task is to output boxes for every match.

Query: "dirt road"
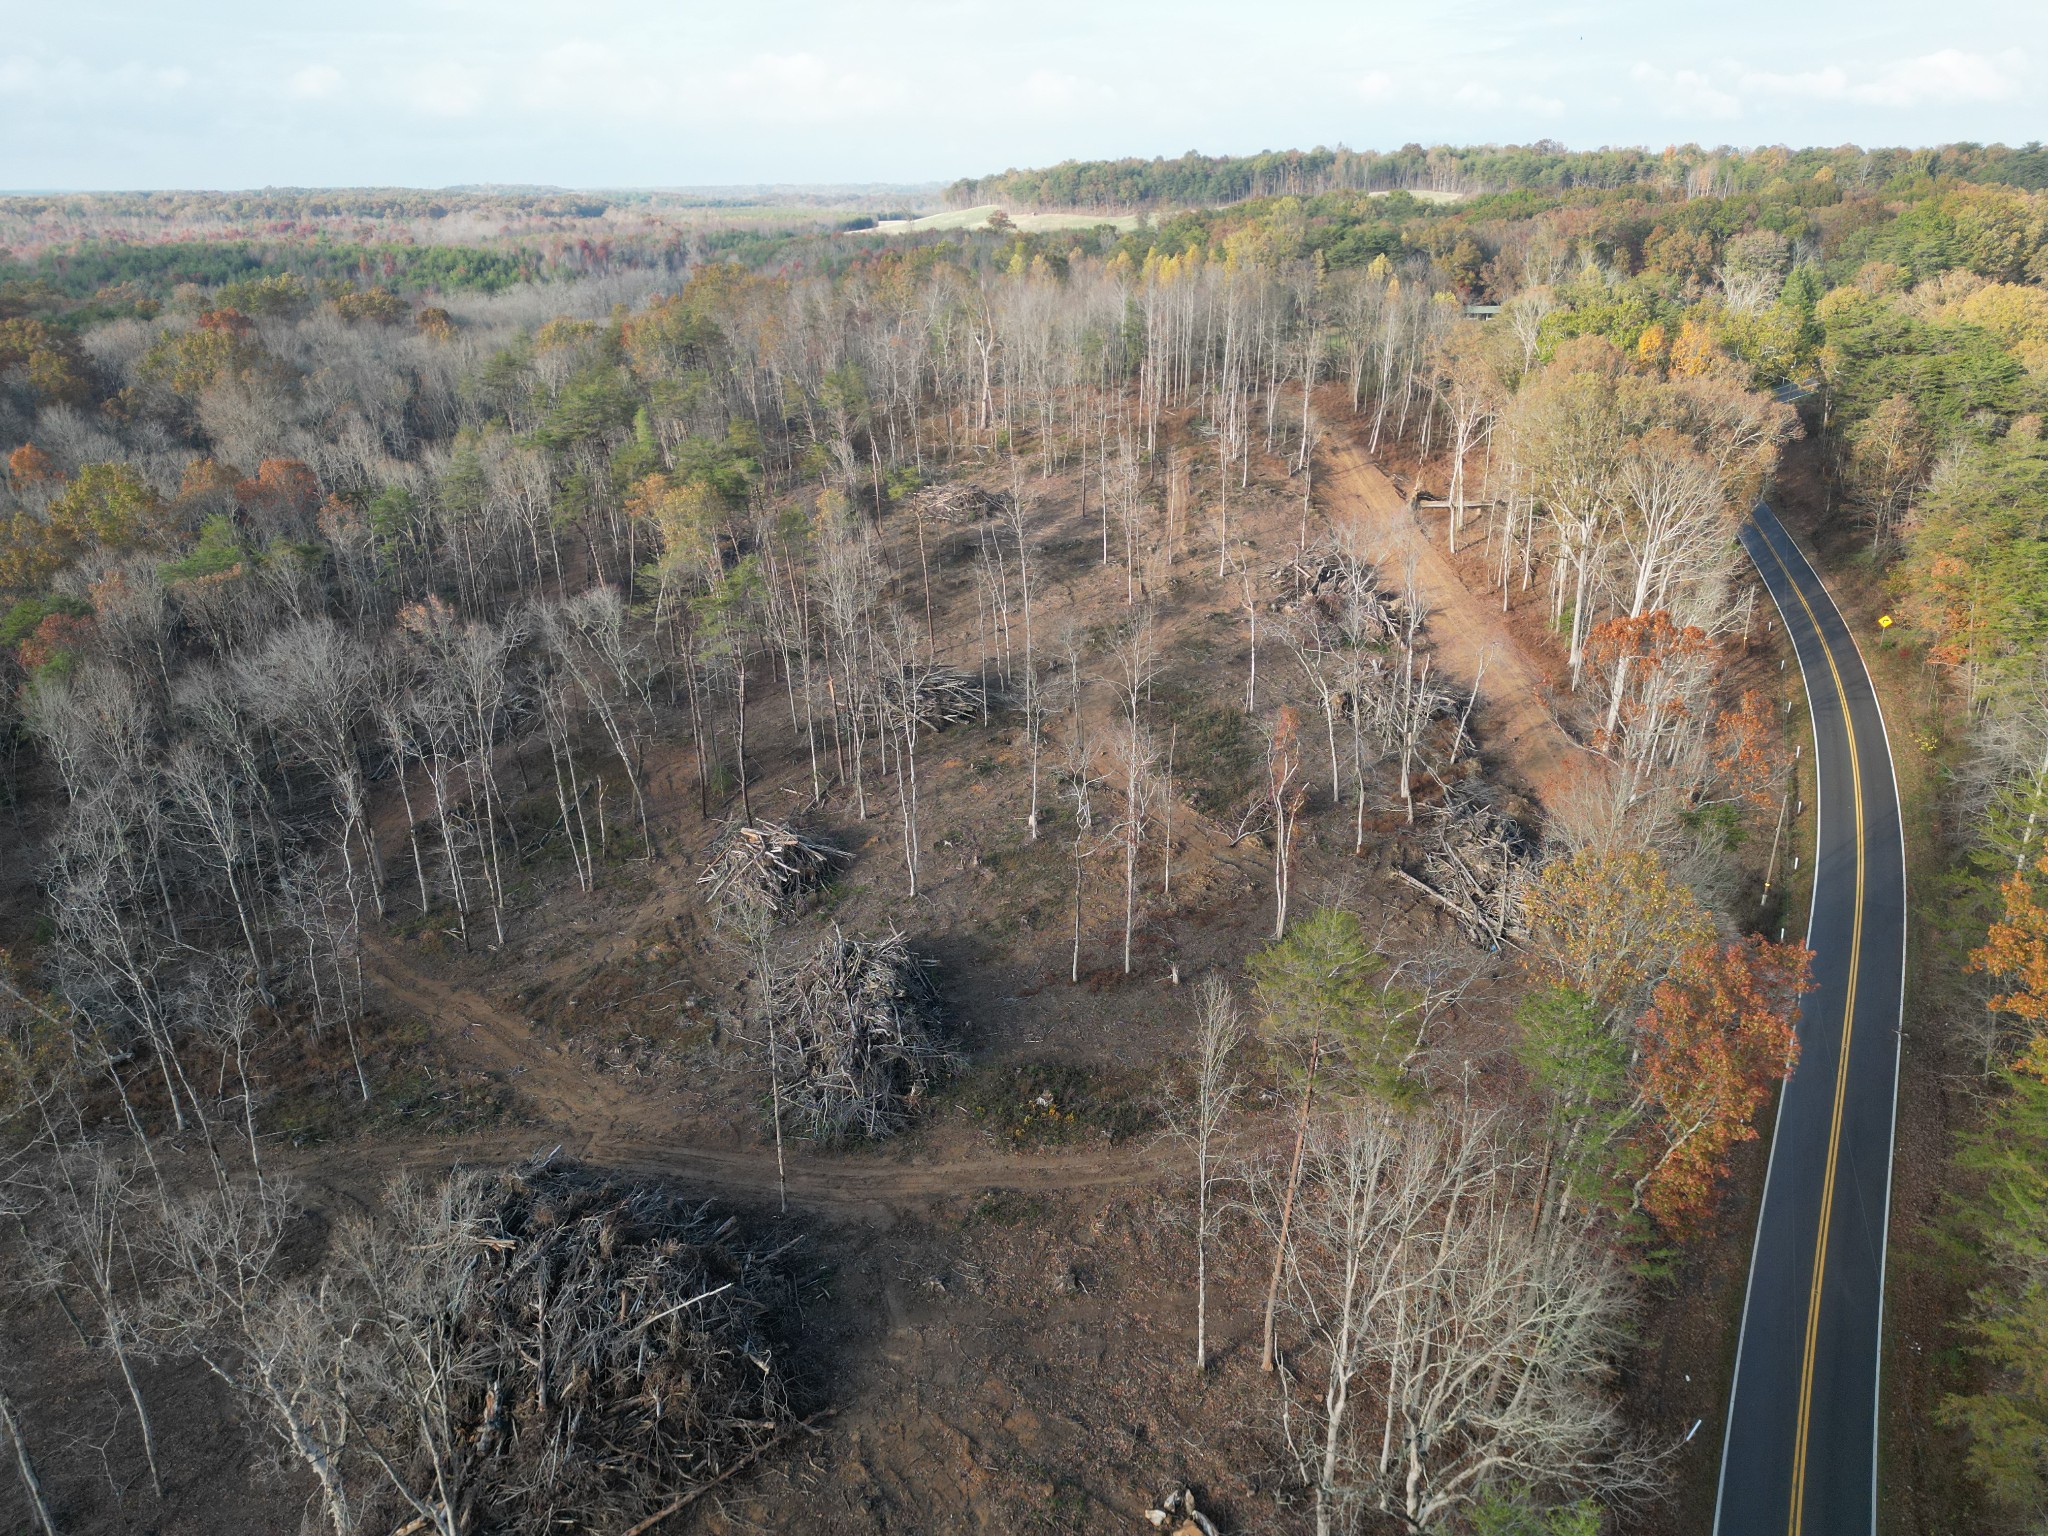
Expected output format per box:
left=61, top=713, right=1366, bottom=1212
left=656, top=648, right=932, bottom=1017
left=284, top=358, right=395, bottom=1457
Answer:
left=1319, top=431, right=1589, bottom=807
left=350, top=935, right=1168, bottom=1217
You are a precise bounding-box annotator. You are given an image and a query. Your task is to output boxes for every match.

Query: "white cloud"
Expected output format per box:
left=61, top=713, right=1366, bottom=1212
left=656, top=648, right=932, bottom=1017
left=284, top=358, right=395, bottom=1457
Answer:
left=1851, top=47, right=2024, bottom=106
left=1018, top=69, right=1113, bottom=113
left=716, top=52, right=903, bottom=123
left=289, top=64, right=342, bottom=100
left=406, top=63, right=485, bottom=117
left=1740, top=48, right=2025, bottom=107
left=1738, top=64, right=1849, bottom=100
left=1356, top=69, right=1394, bottom=102
left=377, top=42, right=909, bottom=134
left=0, top=52, right=190, bottom=102
left=1632, top=62, right=1742, bottom=119
left=1454, top=80, right=1503, bottom=108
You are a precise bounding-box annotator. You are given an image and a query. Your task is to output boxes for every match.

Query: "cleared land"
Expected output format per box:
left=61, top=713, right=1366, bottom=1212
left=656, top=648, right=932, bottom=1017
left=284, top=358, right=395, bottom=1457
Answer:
left=870, top=205, right=1150, bottom=234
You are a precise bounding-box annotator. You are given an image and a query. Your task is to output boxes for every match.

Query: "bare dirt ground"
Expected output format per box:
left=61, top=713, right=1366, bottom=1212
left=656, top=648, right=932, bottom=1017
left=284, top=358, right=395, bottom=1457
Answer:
left=2, top=409, right=1792, bottom=1535
left=1317, top=409, right=1591, bottom=808
left=3, top=434, right=1504, bottom=1536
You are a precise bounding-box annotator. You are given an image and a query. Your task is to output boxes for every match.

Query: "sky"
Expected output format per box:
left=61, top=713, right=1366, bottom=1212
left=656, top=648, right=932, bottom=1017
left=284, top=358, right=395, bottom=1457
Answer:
left=2, top=0, right=2043, bottom=191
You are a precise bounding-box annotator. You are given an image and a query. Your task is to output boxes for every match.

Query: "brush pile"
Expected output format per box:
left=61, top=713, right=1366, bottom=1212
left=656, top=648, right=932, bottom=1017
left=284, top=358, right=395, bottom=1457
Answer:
left=698, top=820, right=846, bottom=922
left=884, top=663, right=988, bottom=731
left=1395, top=788, right=1532, bottom=949
left=427, top=1159, right=793, bottom=1535
left=1273, top=546, right=1402, bottom=639
left=909, top=482, right=1013, bottom=524
left=765, top=927, right=952, bottom=1140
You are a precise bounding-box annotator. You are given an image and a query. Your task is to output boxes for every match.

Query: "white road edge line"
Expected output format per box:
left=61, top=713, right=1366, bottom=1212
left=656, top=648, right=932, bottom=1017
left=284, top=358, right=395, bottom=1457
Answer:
left=1714, top=505, right=1829, bottom=1535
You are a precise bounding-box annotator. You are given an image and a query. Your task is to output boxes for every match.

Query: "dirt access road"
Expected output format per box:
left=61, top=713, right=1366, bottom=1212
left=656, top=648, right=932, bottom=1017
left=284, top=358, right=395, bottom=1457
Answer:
left=1319, top=428, right=1588, bottom=807
left=342, top=433, right=1561, bottom=1221
left=350, top=935, right=1164, bottom=1219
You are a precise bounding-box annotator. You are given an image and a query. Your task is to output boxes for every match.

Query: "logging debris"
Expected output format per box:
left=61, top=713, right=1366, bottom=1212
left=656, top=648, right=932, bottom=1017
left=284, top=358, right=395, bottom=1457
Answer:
left=884, top=663, right=990, bottom=731
left=1272, top=546, right=1403, bottom=639
left=765, top=927, right=954, bottom=1140
left=430, top=1158, right=793, bottom=1535
left=908, top=482, right=1014, bottom=524
left=1395, top=787, right=1532, bottom=950
left=698, top=820, right=848, bottom=921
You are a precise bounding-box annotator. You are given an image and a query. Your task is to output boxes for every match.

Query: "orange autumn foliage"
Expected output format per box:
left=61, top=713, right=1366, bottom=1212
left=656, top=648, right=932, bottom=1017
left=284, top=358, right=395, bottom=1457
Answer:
left=17, top=611, right=95, bottom=672
left=236, top=458, right=320, bottom=527
left=7, top=444, right=60, bottom=485
left=1969, top=842, right=2048, bottom=1077
left=1636, top=935, right=1811, bottom=1234
left=178, top=457, right=244, bottom=505
left=1586, top=609, right=1716, bottom=755
left=1711, top=687, right=1786, bottom=810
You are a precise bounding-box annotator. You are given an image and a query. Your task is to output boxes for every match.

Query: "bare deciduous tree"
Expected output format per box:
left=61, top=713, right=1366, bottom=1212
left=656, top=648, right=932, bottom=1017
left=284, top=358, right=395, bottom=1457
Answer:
left=0, top=1386, right=60, bottom=1536
left=1174, top=978, right=1245, bottom=1374
left=19, top=1139, right=166, bottom=1499
left=1271, top=1107, right=1659, bottom=1535
left=150, top=1174, right=358, bottom=1536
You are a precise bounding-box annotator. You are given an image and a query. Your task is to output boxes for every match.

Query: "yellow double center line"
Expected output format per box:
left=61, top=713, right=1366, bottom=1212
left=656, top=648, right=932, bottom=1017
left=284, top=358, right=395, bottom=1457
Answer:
left=1754, top=516, right=1867, bottom=1536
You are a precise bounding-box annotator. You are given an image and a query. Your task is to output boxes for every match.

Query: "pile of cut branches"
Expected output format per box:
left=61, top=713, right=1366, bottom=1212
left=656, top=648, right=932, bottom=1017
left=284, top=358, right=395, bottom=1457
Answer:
left=1273, top=546, right=1402, bottom=639
left=764, top=926, right=952, bottom=1140
left=698, top=820, right=847, bottom=921
left=909, top=482, right=1013, bottom=524
left=1394, top=789, right=1532, bottom=949
left=394, top=1159, right=795, bottom=1535
left=884, top=662, right=988, bottom=731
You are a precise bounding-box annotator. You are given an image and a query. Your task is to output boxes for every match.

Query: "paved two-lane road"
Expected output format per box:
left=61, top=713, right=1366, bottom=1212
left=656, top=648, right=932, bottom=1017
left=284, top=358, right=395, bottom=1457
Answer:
left=1716, top=506, right=1908, bottom=1535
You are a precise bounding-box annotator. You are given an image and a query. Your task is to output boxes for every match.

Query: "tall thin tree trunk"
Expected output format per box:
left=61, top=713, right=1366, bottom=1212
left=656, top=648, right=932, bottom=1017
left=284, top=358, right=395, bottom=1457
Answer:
left=0, top=1391, right=58, bottom=1536
left=1261, top=1039, right=1321, bottom=1371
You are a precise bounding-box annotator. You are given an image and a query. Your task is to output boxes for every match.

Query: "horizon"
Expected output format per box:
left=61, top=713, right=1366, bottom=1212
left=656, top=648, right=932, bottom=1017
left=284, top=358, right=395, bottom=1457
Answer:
left=2, top=133, right=2043, bottom=201
left=3, top=0, right=2042, bottom=190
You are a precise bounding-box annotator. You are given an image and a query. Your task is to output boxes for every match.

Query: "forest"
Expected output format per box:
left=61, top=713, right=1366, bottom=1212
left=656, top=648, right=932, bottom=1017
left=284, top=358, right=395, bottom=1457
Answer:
left=0, top=140, right=2045, bottom=1534
left=946, top=138, right=2048, bottom=211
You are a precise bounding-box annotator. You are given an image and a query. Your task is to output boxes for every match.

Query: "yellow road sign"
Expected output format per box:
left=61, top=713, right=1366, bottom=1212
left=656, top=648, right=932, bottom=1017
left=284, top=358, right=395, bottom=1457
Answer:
left=1878, top=614, right=1893, bottom=629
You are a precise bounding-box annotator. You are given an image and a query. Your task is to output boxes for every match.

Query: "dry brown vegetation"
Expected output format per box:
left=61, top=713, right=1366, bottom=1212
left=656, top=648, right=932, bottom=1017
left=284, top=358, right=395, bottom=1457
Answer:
left=0, top=219, right=1816, bottom=1536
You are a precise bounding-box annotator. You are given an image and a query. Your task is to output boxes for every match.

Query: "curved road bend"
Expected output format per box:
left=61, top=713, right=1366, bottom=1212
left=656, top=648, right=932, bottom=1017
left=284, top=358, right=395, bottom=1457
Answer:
left=1716, top=505, right=1908, bottom=1536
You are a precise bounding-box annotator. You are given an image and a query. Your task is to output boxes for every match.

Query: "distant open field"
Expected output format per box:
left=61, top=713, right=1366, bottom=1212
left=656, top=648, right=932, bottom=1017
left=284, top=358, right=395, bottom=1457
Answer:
left=869, top=205, right=1148, bottom=235
left=869, top=187, right=1463, bottom=237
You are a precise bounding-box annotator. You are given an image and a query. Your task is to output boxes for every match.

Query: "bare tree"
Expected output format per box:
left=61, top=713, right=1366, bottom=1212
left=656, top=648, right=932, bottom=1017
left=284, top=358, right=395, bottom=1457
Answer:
left=1108, top=616, right=1162, bottom=973
left=0, top=1387, right=60, bottom=1536
left=1265, top=708, right=1307, bottom=937
left=1275, top=607, right=1346, bottom=804
left=1003, top=479, right=1045, bottom=838
left=241, top=618, right=381, bottom=920
left=1180, top=979, right=1245, bottom=1373
left=1392, top=556, right=1447, bottom=825
left=163, top=738, right=269, bottom=982
left=1058, top=632, right=1101, bottom=983
left=150, top=1174, right=358, bottom=1536
left=19, top=1139, right=166, bottom=1499
left=540, top=589, right=657, bottom=858
left=1841, top=393, right=1929, bottom=555
left=1273, top=1107, right=1659, bottom=1535
left=273, top=850, right=367, bottom=1105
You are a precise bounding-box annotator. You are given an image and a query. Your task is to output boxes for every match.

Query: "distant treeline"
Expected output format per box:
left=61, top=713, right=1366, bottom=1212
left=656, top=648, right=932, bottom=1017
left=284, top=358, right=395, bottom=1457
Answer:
left=2, top=186, right=935, bottom=228
left=948, top=141, right=2048, bottom=211
left=4, top=241, right=547, bottom=301
left=0, top=188, right=617, bottom=223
